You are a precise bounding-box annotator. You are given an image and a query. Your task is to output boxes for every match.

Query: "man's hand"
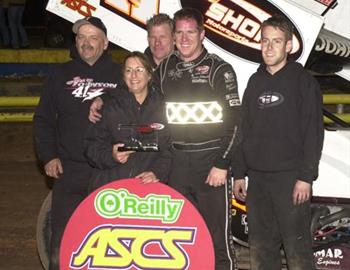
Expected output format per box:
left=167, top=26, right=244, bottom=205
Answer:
left=292, top=180, right=312, bottom=205
left=44, top=158, right=63, bottom=179
left=136, top=171, right=159, bottom=184
left=89, top=97, right=103, bottom=123
left=205, top=167, right=227, bottom=187
left=112, top=143, right=134, bottom=164
left=233, top=179, right=247, bottom=202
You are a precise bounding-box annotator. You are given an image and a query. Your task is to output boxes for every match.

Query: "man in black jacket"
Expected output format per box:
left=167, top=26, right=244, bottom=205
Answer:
left=158, top=8, right=241, bottom=270
left=33, top=16, right=122, bottom=270
left=232, top=15, right=324, bottom=270
left=144, top=13, right=174, bottom=70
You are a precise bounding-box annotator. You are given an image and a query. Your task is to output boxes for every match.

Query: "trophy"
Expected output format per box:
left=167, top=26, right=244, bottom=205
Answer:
left=117, top=123, right=163, bottom=152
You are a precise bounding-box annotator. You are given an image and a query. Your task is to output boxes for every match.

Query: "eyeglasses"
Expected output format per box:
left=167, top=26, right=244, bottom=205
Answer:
left=124, top=66, right=146, bottom=74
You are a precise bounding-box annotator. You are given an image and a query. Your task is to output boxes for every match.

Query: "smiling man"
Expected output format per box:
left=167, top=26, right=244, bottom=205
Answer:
left=145, top=13, right=174, bottom=69
left=158, top=8, right=241, bottom=270
left=232, top=15, right=324, bottom=270
left=74, top=18, right=109, bottom=66
left=34, top=16, right=122, bottom=270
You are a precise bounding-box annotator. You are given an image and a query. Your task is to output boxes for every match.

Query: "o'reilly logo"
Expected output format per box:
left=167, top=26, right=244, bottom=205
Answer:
left=181, top=0, right=303, bottom=63
left=94, top=189, right=184, bottom=223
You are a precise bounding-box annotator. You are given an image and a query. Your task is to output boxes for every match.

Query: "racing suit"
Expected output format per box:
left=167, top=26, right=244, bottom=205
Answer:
left=158, top=48, right=241, bottom=270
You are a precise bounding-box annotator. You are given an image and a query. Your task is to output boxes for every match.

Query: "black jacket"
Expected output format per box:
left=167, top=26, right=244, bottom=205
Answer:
left=158, top=48, right=241, bottom=169
left=34, top=47, right=122, bottom=164
left=84, top=86, right=172, bottom=189
left=233, top=62, right=324, bottom=182
left=144, top=46, right=157, bottom=71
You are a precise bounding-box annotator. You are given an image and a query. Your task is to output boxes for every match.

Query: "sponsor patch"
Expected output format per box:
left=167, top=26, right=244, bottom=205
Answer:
left=226, top=93, right=241, bottom=107
left=195, top=65, right=210, bottom=74
left=258, top=92, right=284, bottom=108
left=224, top=71, right=235, bottom=83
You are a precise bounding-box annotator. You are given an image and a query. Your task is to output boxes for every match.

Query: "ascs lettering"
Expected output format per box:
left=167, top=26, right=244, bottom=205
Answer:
left=70, top=225, right=196, bottom=269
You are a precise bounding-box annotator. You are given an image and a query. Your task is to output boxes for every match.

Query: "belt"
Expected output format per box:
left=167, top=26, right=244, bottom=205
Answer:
left=172, top=139, right=221, bottom=152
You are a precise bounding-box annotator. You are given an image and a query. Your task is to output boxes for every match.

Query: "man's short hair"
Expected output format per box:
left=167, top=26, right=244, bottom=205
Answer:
left=173, top=8, right=204, bottom=32
left=146, top=13, right=174, bottom=35
left=262, top=14, right=294, bottom=41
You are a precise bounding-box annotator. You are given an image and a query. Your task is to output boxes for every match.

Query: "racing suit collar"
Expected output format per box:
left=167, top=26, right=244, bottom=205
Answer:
left=175, top=47, right=208, bottom=70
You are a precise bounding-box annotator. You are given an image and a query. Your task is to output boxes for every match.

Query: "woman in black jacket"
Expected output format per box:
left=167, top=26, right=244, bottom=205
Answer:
left=85, top=51, right=172, bottom=191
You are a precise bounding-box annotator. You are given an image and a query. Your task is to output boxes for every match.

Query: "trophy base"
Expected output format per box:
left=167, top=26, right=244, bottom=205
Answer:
left=118, top=144, right=159, bottom=152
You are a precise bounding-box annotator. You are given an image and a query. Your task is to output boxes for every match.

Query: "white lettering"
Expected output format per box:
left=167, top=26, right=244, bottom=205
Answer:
left=222, top=10, right=245, bottom=30
left=334, top=248, right=343, bottom=259
left=315, top=37, right=350, bottom=57
left=239, top=18, right=260, bottom=38
left=205, top=2, right=227, bottom=21
left=314, top=248, right=343, bottom=259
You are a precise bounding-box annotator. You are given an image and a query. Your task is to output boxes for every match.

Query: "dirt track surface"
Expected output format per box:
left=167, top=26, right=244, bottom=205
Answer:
left=0, top=123, right=49, bottom=270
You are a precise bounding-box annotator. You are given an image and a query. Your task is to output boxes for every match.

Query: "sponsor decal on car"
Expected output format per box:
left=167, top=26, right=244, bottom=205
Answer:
left=101, top=0, right=160, bottom=29
left=181, top=0, right=304, bottom=63
left=60, top=0, right=97, bottom=17
left=314, top=247, right=350, bottom=269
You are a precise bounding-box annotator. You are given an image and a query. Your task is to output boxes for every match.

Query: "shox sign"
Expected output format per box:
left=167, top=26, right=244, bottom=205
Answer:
left=47, top=0, right=322, bottom=94
left=57, top=0, right=303, bottom=63
left=181, top=0, right=303, bottom=63
left=60, top=179, right=214, bottom=270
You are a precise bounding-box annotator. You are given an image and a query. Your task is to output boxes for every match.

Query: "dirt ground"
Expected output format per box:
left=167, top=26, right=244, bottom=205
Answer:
left=0, top=122, right=49, bottom=270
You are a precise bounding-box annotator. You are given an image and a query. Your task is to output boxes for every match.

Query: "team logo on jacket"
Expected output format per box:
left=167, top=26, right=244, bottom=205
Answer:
left=258, top=92, right=284, bottom=108
left=150, top=123, right=165, bottom=130
left=226, top=93, right=241, bottom=107
left=195, top=65, right=210, bottom=74
left=66, top=76, right=118, bottom=101
left=168, top=69, right=183, bottom=80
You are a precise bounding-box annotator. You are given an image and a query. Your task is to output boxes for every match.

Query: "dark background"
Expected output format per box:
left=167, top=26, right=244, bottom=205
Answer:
left=19, top=0, right=75, bottom=48
left=23, top=0, right=47, bottom=26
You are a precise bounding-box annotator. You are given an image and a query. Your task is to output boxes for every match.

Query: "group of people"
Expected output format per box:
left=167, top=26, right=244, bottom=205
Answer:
left=0, top=0, right=29, bottom=49
left=34, top=7, right=324, bottom=270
